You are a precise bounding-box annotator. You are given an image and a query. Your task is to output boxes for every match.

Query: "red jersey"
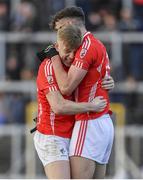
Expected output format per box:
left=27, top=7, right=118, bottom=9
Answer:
left=36, top=59, right=75, bottom=138
left=72, top=32, right=111, bottom=121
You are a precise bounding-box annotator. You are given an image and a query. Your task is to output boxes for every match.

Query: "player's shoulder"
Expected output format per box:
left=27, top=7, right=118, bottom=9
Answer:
left=38, top=59, right=52, bottom=78
left=39, top=59, right=52, bottom=71
left=77, top=33, right=97, bottom=55
left=82, top=32, right=103, bottom=50
left=75, top=34, right=95, bottom=59
left=85, top=32, right=105, bottom=46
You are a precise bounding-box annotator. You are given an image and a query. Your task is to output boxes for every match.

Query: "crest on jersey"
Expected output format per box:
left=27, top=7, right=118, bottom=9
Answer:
left=47, top=75, right=54, bottom=84
left=80, top=48, right=87, bottom=58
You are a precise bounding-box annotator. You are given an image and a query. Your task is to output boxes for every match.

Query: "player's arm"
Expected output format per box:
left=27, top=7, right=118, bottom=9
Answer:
left=46, top=90, right=107, bottom=115
left=52, top=55, right=87, bottom=95
left=37, top=46, right=87, bottom=95
left=102, top=76, right=114, bottom=90
left=37, top=46, right=114, bottom=95
left=52, top=56, right=115, bottom=94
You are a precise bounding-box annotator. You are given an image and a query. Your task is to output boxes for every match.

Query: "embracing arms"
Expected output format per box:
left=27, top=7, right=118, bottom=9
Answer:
left=46, top=90, right=107, bottom=115
left=37, top=46, right=114, bottom=96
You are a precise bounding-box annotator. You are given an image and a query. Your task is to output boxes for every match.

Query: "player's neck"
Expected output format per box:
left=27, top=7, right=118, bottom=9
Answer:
left=80, top=27, right=87, bottom=37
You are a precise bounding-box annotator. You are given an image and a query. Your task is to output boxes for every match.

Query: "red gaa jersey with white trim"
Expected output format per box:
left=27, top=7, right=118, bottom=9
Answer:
left=72, top=32, right=111, bottom=121
left=36, top=59, right=75, bottom=138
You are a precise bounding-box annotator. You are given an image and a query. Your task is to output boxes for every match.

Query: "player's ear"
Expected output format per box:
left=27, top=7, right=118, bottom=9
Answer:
left=68, top=21, right=73, bottom=25
left=55, top=43, right=59, bottom=51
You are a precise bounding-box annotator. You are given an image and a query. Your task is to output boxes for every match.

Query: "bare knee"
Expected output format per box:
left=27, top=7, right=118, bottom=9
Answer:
left=70, top=156, right=95, bottom=179
left=93, top=162, right=106, bottom=179
left=44, top=160, right=70, bottom=179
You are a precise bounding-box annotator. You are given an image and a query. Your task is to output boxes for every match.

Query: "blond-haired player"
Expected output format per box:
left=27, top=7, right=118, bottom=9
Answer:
left=34, top=24, right=107, bottom=179
left=42, top=7, right=114, bottom=179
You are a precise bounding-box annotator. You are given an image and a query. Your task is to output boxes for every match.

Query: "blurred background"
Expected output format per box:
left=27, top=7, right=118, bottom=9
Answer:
left=0, top=0, right=143, bottom=178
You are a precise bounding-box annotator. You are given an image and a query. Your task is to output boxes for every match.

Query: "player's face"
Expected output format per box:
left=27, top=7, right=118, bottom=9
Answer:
left=56, top=40, right=76, bottom=67
left=55, top=18, right=73, bottom=31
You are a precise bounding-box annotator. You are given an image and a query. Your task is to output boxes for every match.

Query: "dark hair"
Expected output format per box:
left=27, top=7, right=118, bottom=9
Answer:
left=50, top=6, right=85, bottom=30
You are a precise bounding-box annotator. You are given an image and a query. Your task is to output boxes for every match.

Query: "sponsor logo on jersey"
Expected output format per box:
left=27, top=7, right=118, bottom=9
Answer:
left=47, top=75, right=54, bottom=84
left=80, top=48, right=87, bottom=58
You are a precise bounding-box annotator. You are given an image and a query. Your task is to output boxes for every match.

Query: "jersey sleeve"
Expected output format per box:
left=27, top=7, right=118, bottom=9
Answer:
left=38, top=61, right=59, bottom=95
left=72, top=39, right=98, bottom=70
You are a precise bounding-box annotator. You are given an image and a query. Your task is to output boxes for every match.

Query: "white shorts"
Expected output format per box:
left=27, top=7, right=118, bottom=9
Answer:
left=34, top=131, right=70, bottom=166
left=69, top=114, right=114, bottom=164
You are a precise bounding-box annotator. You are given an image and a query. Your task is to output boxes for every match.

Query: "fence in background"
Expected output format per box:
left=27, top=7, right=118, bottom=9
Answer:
left=0, top=31, right=143, bottom=178
left=1, top=31, right=143, bottom=80
left=0, top=124, right=143, bottom=178
left=0, top=81, right=143, bottom=178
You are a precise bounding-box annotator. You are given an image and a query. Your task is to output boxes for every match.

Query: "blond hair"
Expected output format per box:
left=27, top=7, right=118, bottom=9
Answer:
left=57, top=24, right=82, bottom=51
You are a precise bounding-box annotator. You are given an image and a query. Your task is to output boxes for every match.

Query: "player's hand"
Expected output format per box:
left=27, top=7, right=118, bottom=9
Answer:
left=37, top=45, right=59, bottom=62
left=91, top=96, right=107, bottom=112
left=102, top=76, right=114, bottom=90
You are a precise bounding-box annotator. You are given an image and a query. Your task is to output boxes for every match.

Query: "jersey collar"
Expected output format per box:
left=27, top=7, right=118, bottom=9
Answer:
left=83, top=31, right=91, bottom=39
